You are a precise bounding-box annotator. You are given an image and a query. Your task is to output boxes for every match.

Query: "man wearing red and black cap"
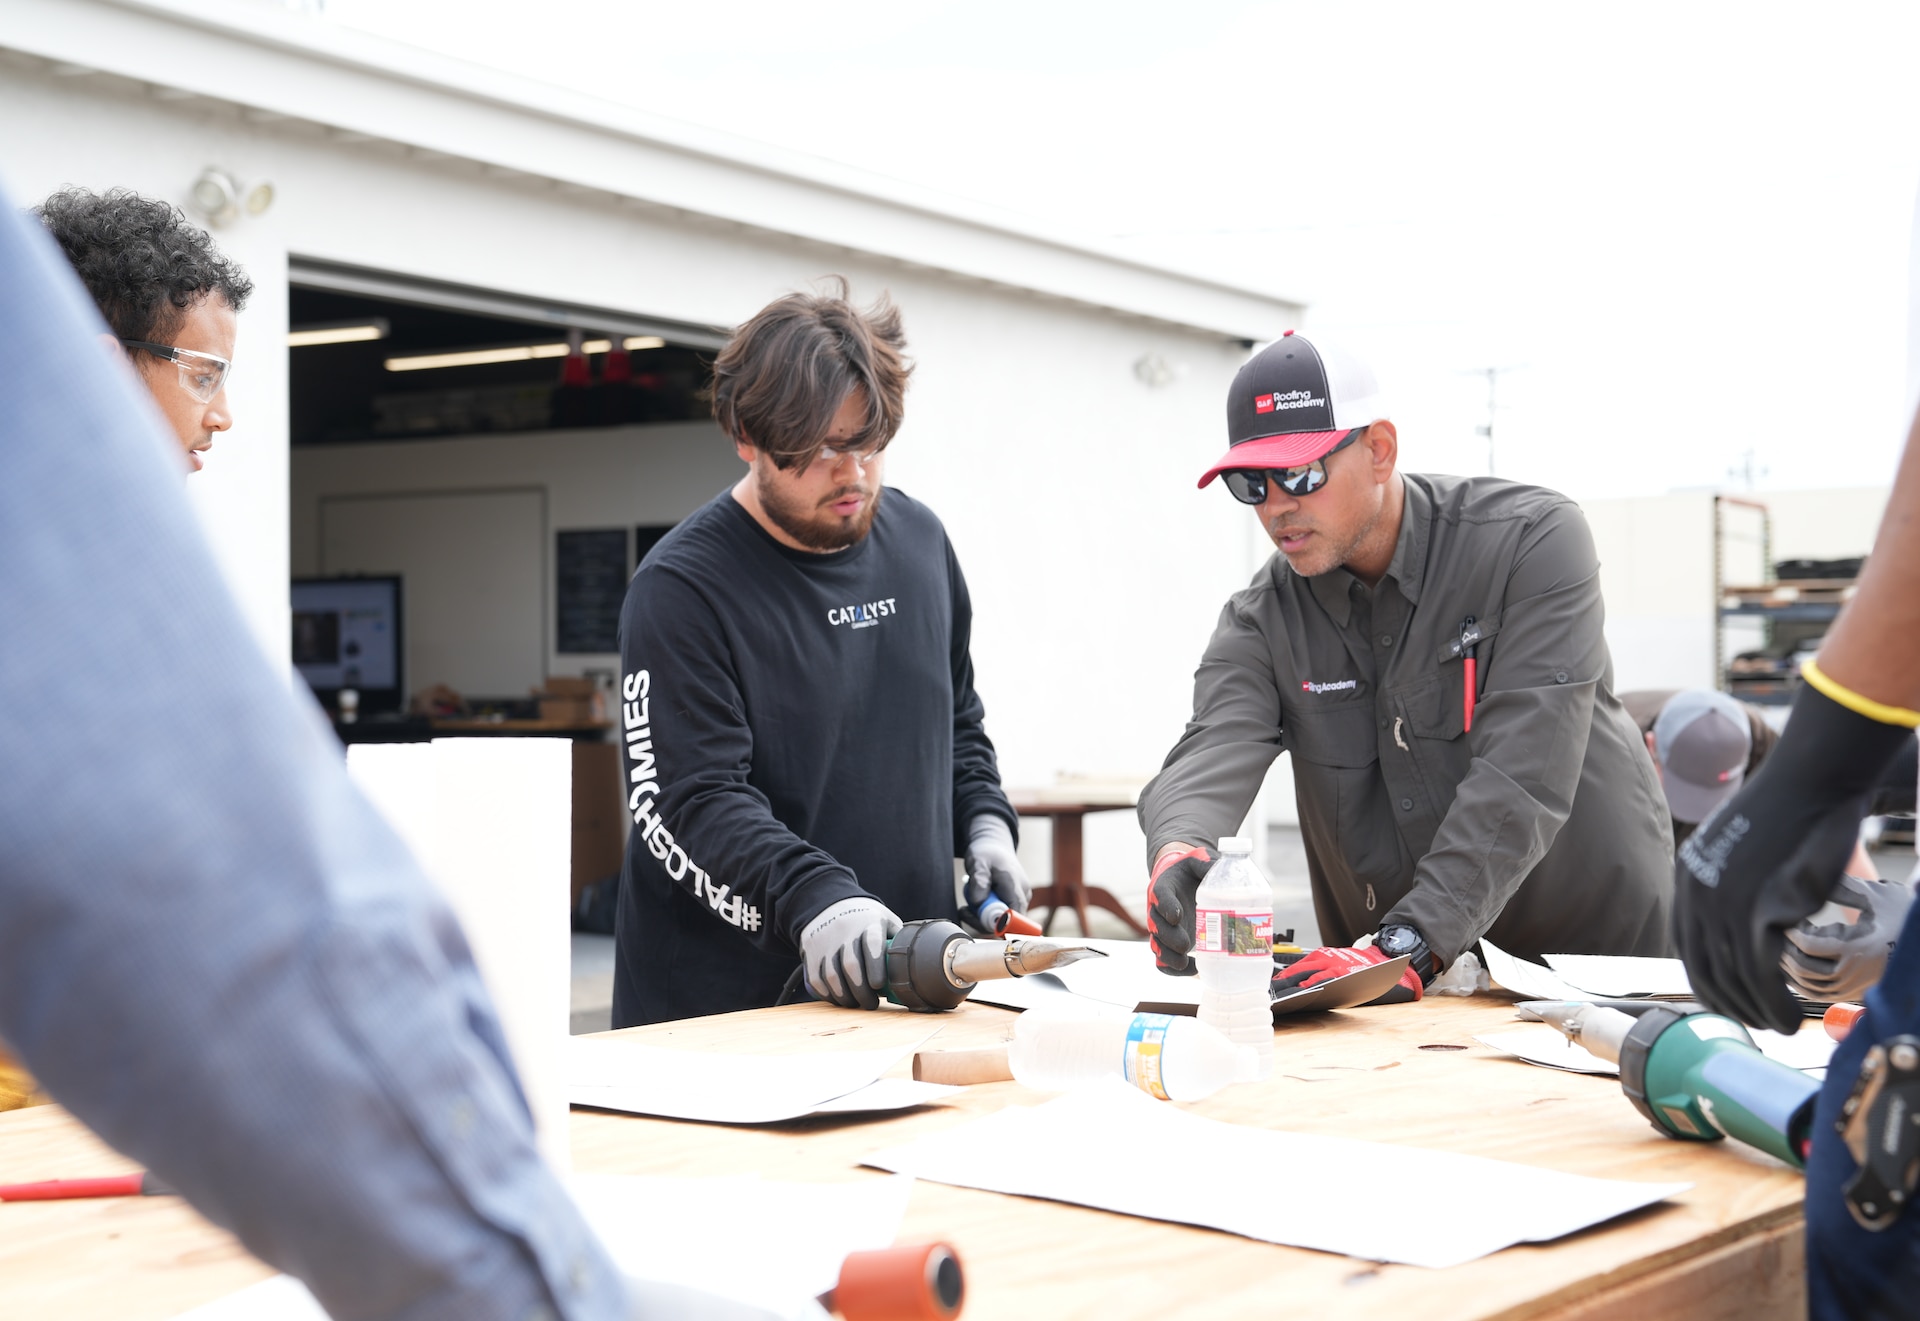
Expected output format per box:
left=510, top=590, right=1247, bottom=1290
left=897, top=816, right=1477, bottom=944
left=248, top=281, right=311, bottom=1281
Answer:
left=1139, top=331, right=1674, bottom=1004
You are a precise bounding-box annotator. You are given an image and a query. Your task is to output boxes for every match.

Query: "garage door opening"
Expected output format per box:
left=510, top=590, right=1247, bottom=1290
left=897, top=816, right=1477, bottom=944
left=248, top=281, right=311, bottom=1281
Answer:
left=288, top=261, right=736, bottom=723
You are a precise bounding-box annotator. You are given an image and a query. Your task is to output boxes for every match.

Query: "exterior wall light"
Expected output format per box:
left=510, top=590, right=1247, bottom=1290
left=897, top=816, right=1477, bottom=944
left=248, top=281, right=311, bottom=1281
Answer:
left=189, top=168, right=275, bottom=227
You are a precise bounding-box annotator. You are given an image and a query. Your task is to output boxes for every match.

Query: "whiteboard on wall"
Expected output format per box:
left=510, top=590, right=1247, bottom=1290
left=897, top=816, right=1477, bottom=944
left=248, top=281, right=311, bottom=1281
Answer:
left=320, top=488, right=547, bottom=700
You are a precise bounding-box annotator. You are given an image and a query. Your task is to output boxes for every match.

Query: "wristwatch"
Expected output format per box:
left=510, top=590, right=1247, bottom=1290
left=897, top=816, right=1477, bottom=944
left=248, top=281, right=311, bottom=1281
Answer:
left=1374, top=924, right=1436, bottom=983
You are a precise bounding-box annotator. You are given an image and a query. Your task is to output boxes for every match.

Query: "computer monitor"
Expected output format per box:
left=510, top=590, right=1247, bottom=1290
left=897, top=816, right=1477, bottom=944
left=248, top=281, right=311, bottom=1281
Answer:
left=291, top=576, right=404, bottom=716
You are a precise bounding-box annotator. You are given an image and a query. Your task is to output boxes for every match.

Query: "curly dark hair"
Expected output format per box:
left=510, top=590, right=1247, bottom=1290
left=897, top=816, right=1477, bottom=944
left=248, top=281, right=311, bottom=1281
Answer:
left=34, top=187, right=254, bottom=345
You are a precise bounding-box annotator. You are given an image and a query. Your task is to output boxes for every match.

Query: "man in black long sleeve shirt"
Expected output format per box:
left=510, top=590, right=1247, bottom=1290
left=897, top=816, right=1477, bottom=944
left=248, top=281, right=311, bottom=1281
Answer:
left=612, top=281, right=1025, bottom=1025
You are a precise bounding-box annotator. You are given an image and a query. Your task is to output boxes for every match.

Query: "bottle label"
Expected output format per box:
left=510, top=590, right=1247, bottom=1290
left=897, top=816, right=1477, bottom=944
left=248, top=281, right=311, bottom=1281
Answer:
left=1195, top=908, right=1273, bottom=956
left=1122, top=1013, right=1176, bottom=1100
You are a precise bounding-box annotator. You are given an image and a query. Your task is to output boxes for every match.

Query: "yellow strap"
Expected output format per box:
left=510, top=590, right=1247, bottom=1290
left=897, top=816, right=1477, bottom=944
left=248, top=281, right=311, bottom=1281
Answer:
left=1801, top=658, right=1920, bottom=729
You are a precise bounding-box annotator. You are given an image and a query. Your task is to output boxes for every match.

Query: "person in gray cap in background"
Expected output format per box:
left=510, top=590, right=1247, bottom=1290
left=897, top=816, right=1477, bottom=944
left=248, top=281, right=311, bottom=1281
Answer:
left=1625, top=687, right=1918, bottom=1003
left=1620, top=688, right=1778, bottom=849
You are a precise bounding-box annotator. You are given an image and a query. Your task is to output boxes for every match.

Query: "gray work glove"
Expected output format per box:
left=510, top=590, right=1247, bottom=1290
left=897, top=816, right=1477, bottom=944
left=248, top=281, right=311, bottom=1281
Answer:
left=963, top=814, right=1031, bottom=913
left=798, top=897, right=902, bottom=1010
left=1782, top=874, right=1913, bottom=1003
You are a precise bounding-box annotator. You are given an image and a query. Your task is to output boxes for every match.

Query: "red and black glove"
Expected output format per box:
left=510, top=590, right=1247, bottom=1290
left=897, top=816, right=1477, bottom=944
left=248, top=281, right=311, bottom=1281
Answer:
left=1273, top=928, right=1431, bottom=1006
left=1146, top=845, right=1212, bottom=976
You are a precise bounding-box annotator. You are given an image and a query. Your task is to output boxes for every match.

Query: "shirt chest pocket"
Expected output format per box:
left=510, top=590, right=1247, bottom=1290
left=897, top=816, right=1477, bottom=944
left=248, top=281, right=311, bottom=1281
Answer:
left=1284, top=704, right=1379, bottom=769
left=1396, top=674, right=1463, bottom=743
left=1399, top=611, right=1507, bottom=744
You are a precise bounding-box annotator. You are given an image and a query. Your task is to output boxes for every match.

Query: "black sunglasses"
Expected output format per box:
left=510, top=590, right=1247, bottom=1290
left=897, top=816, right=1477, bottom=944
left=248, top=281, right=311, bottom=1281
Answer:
left=1221, top=427, right=1367, bottom=505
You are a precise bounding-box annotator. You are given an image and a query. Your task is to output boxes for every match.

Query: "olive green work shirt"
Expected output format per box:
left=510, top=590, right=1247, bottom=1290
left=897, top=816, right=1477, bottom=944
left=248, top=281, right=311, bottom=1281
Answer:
left=1139, top=473, right=1675, bottom=969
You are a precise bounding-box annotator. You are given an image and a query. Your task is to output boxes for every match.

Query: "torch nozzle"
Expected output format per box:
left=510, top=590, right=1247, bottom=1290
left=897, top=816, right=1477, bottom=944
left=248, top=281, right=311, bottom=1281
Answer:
left=946, top=938, right=1106, bottom=984
left=1532, top=1001, right=1637, bottom=1066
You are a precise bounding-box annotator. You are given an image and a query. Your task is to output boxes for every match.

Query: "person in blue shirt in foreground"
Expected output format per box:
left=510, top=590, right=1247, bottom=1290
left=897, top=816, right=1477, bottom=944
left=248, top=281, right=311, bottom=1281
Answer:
left=0, top=183, right=760, bottom=1319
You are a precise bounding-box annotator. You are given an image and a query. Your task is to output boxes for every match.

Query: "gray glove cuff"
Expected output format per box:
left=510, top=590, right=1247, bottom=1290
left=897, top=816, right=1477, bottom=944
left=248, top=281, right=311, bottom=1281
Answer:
left=968, top=814, right=1015, bottom=850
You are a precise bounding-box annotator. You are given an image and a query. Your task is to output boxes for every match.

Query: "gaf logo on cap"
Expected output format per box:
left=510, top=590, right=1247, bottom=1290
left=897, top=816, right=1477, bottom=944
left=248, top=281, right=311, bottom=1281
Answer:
left=1255, top=394, right=1275, bottom=413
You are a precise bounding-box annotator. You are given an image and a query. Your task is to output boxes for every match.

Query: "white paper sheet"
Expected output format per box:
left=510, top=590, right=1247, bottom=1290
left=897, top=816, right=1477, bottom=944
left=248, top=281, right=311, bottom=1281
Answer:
left=864, top=1079, right=1688, bottom=1269
left=568, top=1035, right=955, bottom=1123
left=348, top=738, right=573, bottom=1171
left=1478, top=940, right=1588, bottom=1001
left=172, top=1276, right=328, bottom=1320
left=1543, top=954, right=1694, bottom=998
left=965, top=939, right=1202, bottom=1013
left=175, top=1174, right=912, bottom=1320
left=1477, top=1025, right=1836, bottom=1075
left=1474, top=1029, right=1620, bottom=1074
left=571, top=1172, right=910, bottom=1314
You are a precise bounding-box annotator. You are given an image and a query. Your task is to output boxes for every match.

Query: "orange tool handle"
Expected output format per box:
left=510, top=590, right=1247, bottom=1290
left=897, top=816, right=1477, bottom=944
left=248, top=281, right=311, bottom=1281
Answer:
left=1000, top=910, right=1043, bottom=937
left=1824, top=1002, right=1865, bottom=1041
left=824, top=1242, right=964, bottom=1320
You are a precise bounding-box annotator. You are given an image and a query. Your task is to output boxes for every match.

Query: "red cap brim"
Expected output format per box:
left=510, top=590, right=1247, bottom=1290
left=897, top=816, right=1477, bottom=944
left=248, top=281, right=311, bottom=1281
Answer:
left=1197, top=429, right=1350, bottom=489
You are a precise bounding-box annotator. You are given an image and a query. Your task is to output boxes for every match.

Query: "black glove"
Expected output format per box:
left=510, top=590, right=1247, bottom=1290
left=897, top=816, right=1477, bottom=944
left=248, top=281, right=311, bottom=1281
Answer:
left=1146, top=845, right=1212, bottom=976
left=1675, top=679, right=1915, bottom=1033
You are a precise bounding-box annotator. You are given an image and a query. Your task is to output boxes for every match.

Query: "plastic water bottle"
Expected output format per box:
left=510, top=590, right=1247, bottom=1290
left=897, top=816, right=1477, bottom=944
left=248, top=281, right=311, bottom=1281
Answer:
left=1007, top=1004, right=1261, bottom=1101
left=1192, top=836, right=1274, bottom=1079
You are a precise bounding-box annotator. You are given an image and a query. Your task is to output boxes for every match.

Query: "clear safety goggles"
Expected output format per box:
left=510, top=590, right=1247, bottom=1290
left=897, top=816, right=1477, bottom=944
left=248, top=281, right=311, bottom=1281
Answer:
left=120, top=341, right=233, bottom=404
left=809, top=441, right=885, bottom=471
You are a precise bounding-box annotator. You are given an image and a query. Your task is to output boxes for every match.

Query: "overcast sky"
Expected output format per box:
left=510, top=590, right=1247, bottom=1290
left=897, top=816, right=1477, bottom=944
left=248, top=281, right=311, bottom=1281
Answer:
left=324, top=0, right=1920, bottom=501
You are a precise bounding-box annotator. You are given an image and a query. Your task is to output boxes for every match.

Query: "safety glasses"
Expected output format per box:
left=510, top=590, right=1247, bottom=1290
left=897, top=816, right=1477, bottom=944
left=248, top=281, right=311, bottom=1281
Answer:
left=1221, top=427, right=1366, bottom=505
left=120, top=341, right=232, bottom=404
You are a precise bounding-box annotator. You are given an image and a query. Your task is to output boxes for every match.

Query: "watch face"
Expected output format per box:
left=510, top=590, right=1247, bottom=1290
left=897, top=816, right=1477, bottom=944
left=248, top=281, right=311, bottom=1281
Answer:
left=1377, top=927, right=1419, bottom=959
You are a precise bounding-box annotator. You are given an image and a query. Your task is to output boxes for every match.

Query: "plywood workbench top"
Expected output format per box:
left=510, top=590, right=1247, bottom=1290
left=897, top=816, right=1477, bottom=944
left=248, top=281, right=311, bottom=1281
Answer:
left=0, top=993, right=1810, bottom=1320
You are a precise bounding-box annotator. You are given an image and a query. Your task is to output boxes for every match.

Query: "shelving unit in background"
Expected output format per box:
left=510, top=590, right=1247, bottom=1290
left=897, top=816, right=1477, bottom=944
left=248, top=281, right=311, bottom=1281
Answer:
left=1713, top=494, right=1861, bottom=706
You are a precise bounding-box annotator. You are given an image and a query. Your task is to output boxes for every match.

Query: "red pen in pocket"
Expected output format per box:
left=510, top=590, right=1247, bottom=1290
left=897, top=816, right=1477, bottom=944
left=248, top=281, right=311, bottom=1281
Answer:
left=1459, top=616, right=1481, bottom=733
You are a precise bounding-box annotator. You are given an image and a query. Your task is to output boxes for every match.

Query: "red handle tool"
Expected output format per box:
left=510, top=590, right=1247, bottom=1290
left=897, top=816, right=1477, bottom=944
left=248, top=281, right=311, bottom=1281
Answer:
left=0, top=1173, right=174, bottom=1201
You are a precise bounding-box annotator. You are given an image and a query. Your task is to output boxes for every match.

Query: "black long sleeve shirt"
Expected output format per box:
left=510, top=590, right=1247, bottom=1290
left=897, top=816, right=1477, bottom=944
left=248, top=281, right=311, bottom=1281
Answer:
left=611, top=487, right=1015, bottom=1025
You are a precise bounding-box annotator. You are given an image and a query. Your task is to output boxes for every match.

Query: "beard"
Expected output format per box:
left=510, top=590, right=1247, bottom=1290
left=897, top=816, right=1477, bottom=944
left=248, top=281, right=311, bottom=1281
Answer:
left=756, top=470, right=883, bottom=551
left=1266, top=501, right=1383, bottom=577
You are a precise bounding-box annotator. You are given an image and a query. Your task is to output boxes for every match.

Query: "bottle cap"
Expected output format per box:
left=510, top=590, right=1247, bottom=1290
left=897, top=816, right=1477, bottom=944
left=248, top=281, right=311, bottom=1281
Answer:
left=1218, top=836, right=1252, bottom=854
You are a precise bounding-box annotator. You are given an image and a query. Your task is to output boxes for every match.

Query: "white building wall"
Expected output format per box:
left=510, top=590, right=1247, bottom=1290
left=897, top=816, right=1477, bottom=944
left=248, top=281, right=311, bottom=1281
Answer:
left=0, top=57, right=1279, bottom=907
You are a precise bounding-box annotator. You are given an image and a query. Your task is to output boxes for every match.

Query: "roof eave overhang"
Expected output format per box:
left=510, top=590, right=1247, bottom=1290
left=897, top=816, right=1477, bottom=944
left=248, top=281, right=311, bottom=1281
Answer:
left=2, top=0, right=1302, bottom=342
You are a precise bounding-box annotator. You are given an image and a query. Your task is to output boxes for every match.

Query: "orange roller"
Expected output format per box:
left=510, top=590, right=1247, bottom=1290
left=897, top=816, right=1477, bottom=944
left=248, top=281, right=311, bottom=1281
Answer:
left=824, top=1242, right=964, bottom=1321
left=1824, top=1002, right=1865, bottom=1042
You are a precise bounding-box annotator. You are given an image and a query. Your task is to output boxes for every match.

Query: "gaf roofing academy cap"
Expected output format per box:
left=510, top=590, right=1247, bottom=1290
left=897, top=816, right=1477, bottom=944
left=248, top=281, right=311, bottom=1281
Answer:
left=1198, top=330, right=1389, bottom=489
left=1653, top=689, right=1753, bottom=824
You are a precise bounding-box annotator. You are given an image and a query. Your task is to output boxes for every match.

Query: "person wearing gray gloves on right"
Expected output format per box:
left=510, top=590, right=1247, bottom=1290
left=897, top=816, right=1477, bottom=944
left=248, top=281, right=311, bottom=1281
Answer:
left=0, top=186, right=766, bottom=1319
left=1784, top=872, right=1916, bottom=1003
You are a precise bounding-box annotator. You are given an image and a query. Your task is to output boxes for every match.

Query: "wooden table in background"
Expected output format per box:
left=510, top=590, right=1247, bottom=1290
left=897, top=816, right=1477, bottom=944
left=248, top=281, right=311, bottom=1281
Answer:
left=0, top=994, right=1808, bottom=1320
left=1006, top=789, right=1147, bottom=938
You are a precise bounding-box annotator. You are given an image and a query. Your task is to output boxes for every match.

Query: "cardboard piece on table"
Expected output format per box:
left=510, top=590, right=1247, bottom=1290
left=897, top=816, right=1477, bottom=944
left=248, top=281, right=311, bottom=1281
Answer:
left=1477, top=1024, right=1836, bottom=1076
left=1543, top=954, right=1694, bottom=998
left=568, top=1035, right=956, bottom=1124
left=1269, top=955, right=1412, bottom=1019
left=863, top=1079, right=1689, bottom=1270
left=913, top=1045, right=1015, bottom=1085
left=176, top=1174, right=913, bottom=1320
